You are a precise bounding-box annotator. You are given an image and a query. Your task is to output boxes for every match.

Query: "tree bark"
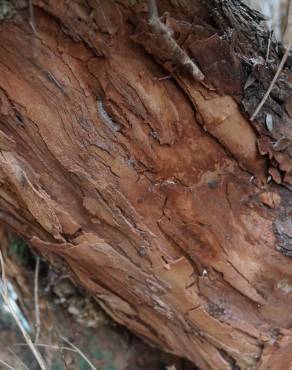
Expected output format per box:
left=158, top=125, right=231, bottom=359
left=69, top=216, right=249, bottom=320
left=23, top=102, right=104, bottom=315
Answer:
left=0, top=1, right=291, bottom=369
left=0, top=227, right=190, bottom=370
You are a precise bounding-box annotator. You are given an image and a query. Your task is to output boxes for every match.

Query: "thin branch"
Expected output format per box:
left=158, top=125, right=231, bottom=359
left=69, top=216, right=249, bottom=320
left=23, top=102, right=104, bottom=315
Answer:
left=0, top=359, right=15, bottom=370
left=147, top=0, right=205, bottom=82
left=265, top=30, right=273, bottom=61
left=251, top=42, right=291, bottom=121
left=28, top=0, right=37, bottom=35
left=34, top=256, right=40, bottom=344
left=0, top=248, right=7, bottom=297
left=14, top=343, right=76, bottom=353
left=8, top=348, right=29, bottom=370
left=60, top=336, right=97, bottom=370
left=57, top=340, right=70, bottom=370
left=0, top=251, right=48, bottom=370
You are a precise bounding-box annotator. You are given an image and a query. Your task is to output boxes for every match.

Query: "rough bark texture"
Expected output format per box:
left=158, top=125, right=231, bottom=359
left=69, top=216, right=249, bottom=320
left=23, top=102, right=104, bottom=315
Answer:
left=0, top=228, right=192, bottom=370
left=0, top=1, right=291, bottom=369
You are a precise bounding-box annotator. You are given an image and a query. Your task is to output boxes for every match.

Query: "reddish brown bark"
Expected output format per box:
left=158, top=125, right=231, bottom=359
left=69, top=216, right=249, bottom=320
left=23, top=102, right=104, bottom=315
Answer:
left=0, top=1, right=291, bottom=369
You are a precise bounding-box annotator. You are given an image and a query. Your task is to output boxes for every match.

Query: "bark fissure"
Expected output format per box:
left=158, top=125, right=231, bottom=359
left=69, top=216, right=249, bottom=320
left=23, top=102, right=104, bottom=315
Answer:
left=0, top=1, right=291, bottom=369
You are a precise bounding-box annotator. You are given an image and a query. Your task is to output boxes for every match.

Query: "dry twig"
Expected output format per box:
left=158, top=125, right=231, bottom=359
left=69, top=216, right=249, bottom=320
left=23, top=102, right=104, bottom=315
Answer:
left=8, top=348, right=29, bottom=370
left=14, top=342, right=76, bottom=353
left=0, top=359, right=14, bottom=370
left=60, top=336, right=97, bottom=370
left=148, top=0, right=205, bottom=81
left=265, top=30, right=273, bottom=61
left=0, top=251, right=48, bottom=370
left=28, top=0, right=36, bottom=35
left=251, top=42, right=291, bottom=121
left=34, top=256, right=40, bottom=344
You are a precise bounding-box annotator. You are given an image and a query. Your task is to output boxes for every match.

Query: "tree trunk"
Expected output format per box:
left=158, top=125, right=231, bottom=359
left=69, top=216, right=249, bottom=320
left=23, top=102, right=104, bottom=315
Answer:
left=0, top=1, right=291, bottom=369
left=0, top=227, right=191, bottom=370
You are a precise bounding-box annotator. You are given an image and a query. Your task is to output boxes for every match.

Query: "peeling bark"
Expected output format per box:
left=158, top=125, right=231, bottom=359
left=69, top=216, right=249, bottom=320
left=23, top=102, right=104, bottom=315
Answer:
left=0, top=1, right=291, bottom=369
